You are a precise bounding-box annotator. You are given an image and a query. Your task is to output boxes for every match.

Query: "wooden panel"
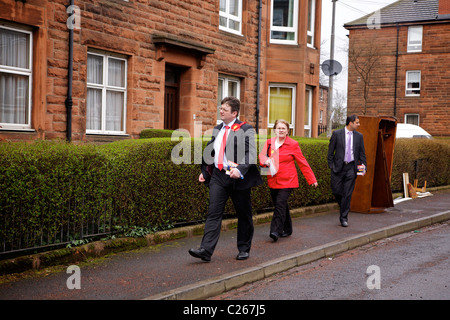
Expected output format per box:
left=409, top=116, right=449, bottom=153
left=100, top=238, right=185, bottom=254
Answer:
left=164, top=86, right=178, bottom=130
left=351, top=116, right=397, bottom=213
left=350, top=116, right=379, bottom=213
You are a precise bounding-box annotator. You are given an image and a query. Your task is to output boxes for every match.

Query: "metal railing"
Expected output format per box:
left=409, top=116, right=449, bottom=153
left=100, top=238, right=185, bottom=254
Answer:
left=1, top=199, right=118, bottom=258
left=318, top=123, right=341, bottom=135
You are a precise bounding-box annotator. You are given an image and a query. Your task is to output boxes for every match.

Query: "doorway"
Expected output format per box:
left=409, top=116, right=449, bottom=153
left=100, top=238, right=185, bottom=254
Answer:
left=164, top=66, right=180, bottom=130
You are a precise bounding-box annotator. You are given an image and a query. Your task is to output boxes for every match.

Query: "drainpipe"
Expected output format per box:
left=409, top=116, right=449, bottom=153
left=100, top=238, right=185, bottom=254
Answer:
left=65, top=0, right=74, bottom=142
left=255, top=0, right=262, bottom=133
left=393, top=23, right=399, bottom=117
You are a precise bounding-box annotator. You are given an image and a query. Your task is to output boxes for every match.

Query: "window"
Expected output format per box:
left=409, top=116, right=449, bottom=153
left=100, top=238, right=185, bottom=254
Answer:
left=307, top=0, right=316, bottom=47
left=304, top=87, right=312, bottom=137
left=407, top=26, right=423, bottom=52
left=217, top=75, right=240, bottom=123
left=219, top=0, right=242, bottom=36
left=0, top=25, right=32, bottom=130
left=268, top=84, right=295, bottom=135
left=87, top=51, right=127, bottom=134
left=405, top=114, right=419, bottom=126
left=270, top=0, right=299, bottom=44
left=406, top=71, right=421, bottom=96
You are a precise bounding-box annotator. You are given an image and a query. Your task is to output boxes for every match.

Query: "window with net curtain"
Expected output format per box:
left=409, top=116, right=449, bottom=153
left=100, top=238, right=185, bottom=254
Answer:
left=219, top=0, right=242, bottom=35
left=0, top=26, right=32, bottom=129
left=87, top=52, right=127, bottom=134
left=268, top=85, right=295, bottom=135
left=217, top=75, right=240, bottom=123
left=406, top=70, right=420, bottom=96
left=407, top=26, right=422, bottom=52
left=405, top=114, right=419, bottom=126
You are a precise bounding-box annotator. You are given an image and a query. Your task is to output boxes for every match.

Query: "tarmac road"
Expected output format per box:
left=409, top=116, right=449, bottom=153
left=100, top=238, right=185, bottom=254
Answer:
left=211, top=222, right=450, bottom=300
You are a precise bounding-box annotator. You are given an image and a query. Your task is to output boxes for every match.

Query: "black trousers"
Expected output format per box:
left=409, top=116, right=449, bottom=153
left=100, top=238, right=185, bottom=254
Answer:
left=269, top=188, right=293, bottom=235
left=200, top=168, right=254, bottom=256
left=330, top=162, right=357, bottom=223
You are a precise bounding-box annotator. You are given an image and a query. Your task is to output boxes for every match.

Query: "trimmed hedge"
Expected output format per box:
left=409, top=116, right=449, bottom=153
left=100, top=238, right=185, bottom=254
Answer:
left=391, top=139, right=450, bottom=191
left=0, top=141, right=112, bottom=252
left=0, top=137, right=449, bottom=255
left=139, top=129, right=175, bottom=139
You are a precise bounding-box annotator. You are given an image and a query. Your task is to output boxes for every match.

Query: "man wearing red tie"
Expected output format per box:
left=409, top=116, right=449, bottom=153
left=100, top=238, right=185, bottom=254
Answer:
left=189, top=97, right=262, bottom=262
left=327, top=115, right=367, bottom=227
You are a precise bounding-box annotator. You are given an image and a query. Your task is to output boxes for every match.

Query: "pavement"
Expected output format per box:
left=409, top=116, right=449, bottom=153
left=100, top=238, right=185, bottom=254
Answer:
left=0, top=188, right=449, bottom=300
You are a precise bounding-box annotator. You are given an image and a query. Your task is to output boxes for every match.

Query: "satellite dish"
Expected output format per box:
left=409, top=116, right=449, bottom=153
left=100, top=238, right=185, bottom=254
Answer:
left=321, top=59, right=342, bottom=76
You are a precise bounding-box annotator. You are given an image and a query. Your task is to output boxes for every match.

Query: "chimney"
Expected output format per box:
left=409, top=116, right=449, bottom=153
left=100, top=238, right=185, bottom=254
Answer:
left=439, top=0, right=450, bottom=15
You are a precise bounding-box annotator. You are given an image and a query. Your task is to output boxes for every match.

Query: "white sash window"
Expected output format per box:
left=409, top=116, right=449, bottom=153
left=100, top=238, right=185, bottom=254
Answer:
left=0, top=26, right=32, bottom=130
left=87, top=51, right=127, bottom=134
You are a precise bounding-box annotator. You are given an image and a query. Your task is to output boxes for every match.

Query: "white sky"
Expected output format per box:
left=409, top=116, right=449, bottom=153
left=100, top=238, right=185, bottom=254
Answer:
left=320, top=0, right=398, bottom=96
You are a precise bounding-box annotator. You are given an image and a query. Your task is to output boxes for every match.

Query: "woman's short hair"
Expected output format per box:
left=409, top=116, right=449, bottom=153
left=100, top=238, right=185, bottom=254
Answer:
left=273, top=119, right=290, bottom=135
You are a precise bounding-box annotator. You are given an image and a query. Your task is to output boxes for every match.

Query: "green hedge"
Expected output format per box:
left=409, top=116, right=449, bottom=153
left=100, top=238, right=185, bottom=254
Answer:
left=0, top=141, right=112, bottom=252
left=139, top=129, right=175, bottom=139
left=391, top=139, right=450, bottom=191
left=0, top=137, right=449, bottom=255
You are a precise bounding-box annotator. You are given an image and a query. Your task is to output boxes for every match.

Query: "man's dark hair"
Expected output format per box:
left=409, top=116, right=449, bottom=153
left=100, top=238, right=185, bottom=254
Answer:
left=346, top=114, right=359, bottom=125
left=221, top=96, right=240, bottom=115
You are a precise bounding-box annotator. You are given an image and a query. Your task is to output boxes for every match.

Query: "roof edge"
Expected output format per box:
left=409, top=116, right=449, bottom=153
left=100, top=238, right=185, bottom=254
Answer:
left=344, top=18, right=450, bottom=30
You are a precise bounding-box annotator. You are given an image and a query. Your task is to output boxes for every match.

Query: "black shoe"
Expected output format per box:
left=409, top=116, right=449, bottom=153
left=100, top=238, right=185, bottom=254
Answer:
left=188, top=248, right=211, bottom=262
left=270, top=232, right=279, bottom=242
left=280, top=231, right=291, bottom=237
left=236, top=252, right=249, bottom=260
left=341, top=221, right=348, bottom=227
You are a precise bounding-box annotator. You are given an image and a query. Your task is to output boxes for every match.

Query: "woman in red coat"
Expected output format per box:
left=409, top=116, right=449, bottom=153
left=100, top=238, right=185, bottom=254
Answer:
left=259, top=119, right=318, bottom=242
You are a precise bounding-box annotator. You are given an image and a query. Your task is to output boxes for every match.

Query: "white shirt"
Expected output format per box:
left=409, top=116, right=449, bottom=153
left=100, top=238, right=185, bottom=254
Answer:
left=213, top=119, right=243, bottom=178
left=344, top=127, right=354, bottom=162
left=214, top=119, right=236, bottom=168
left=274, top=139, right=283, bottom=150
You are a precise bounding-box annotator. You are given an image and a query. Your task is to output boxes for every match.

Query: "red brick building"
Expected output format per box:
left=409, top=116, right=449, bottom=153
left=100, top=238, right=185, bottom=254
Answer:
left=0, top=0, right=322, bottom=142
left=344, top=0, right=450, bottom=137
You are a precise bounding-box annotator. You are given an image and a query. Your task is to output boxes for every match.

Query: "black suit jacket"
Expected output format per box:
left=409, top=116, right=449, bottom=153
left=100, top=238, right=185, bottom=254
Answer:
left=327, top=128, right=367, bottom=174
left=201, top=119, right=262, bottom=190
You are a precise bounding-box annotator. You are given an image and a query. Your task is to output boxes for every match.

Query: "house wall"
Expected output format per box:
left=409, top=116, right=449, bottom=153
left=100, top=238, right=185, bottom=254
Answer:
left=347, top=23, right=450, bottom=137
left=439, top=0, right=450, bottom=14
left=0, top=0, right=321, bottom=142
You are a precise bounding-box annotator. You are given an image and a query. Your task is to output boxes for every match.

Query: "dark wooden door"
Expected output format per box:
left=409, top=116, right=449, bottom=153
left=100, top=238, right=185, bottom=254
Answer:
left=164, top=67, right=180, bottom=130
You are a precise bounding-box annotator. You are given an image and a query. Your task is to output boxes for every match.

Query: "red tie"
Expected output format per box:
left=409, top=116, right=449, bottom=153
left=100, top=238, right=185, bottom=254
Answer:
left=218, top=125, right=229, bottom=170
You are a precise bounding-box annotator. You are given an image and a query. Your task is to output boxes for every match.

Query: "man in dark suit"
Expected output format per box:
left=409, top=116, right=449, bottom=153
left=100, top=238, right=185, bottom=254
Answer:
left=189, top=97, right=263, bottom=262
left=327, top=115, right=367, bottom=227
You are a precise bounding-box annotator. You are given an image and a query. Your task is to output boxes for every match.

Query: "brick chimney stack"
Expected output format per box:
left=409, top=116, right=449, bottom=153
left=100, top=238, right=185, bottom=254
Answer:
left=439, top=0, right=450, bottom=14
